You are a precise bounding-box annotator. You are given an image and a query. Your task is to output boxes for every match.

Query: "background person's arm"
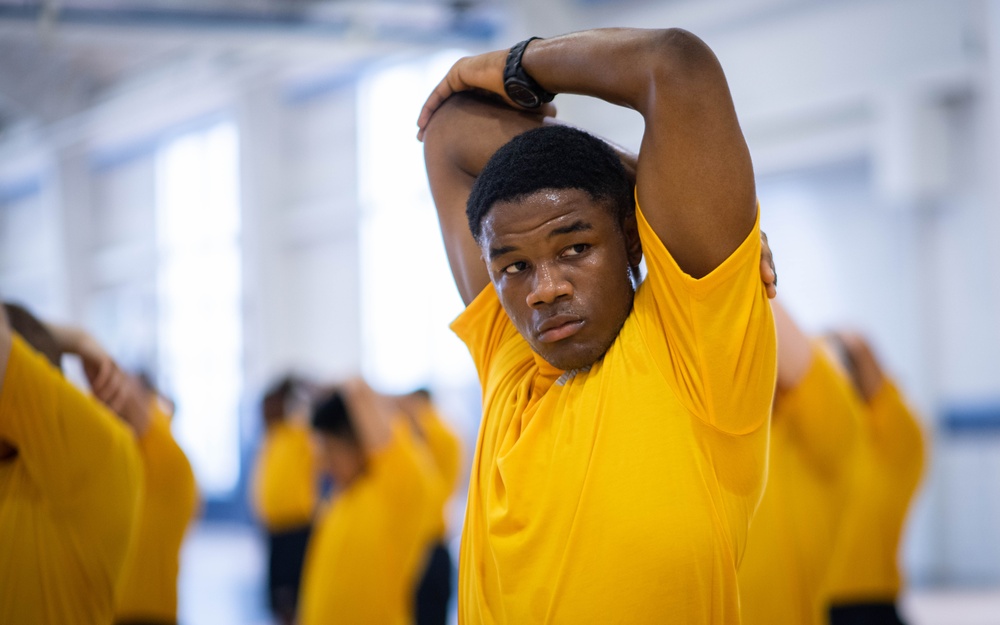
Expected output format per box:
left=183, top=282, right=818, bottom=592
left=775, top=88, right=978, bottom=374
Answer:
left=773, top=299, right=814, bottom=393
left=0, top=302, right=10, bottom=396
left=339, top=377, right=396, bottom=455
left=832, top=331, right=887, bottom=404
left=419, top=28, right=756, bottom=279
left=45, top=323, right=151, bottom=436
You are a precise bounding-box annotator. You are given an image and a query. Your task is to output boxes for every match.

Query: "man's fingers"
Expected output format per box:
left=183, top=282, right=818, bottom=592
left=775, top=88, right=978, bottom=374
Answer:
left=759, top=229, right=777, bottom=298
left=91, top=358, right=115, bottom=394
left=417, top=70, right=469, bottom=139
left=539, top=102, right=558, bottom=118
left=102, top=372, right=130, bottom=414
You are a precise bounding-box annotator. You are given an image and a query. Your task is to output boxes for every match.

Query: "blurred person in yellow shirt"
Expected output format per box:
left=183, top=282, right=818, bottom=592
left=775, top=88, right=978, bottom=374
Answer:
left=419, top=26, right=778, bottom=622
left=397, top=388, right=463, bottom=625
left=250, top=375, right=317, bottom=625
left=738, top=300, right=864, bottom=625
left=0, top=301, right=144, bottom=625
left=823, top=332, right=926, bottom=625
left=298, top=378, right=442, bottom=625
left=114, top=372, right=200, bottom=625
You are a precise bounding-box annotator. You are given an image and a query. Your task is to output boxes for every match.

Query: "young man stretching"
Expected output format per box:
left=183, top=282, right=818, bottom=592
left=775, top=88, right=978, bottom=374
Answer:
left=418, top=28, right=777, bottom=623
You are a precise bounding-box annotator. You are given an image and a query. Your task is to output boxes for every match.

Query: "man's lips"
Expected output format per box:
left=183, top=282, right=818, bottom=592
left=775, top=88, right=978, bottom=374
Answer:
left=536, top=314, right=585, bottom=343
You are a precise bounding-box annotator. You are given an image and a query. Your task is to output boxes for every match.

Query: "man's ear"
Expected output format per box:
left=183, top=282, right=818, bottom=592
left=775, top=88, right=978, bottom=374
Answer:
left=623, top=212, right=643, bottom=269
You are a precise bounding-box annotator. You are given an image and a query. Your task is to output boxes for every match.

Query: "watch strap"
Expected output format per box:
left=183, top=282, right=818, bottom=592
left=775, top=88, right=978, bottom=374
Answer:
left=504, top=37, right=556, bottom=108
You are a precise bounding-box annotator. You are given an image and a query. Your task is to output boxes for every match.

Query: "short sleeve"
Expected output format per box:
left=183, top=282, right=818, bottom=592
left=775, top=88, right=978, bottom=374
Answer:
left=366, top=423, right=442, bottom=552
left=776, top=345, right=862, bottom=479
left=633, top=198, right=777, bottom=434
left=867, top=380, right=925, bottom=478
left=0, top=335, right=143, bottom=573
left=450, top=285, right=526, bottom=389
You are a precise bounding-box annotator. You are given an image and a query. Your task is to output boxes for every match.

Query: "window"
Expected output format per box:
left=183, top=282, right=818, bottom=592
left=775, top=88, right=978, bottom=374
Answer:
left=357, top=51, right=476, bottom=394
left=155, top=122, right=243, bottom=497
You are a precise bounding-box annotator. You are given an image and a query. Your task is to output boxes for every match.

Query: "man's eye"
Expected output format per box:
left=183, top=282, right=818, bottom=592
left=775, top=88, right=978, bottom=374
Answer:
left=503, top=261, right=528, bottom=275
left=563, top=244, right=589, bottom=257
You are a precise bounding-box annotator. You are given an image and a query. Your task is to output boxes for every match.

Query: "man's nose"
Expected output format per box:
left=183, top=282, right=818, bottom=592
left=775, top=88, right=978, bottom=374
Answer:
left=527, top=263, right=572, bottom=307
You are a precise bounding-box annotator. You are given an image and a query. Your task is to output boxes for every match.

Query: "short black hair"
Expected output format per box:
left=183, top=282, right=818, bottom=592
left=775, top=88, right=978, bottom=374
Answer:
left=311, top=391, right=358, bottom=443
left=4, top=302, right=61, bottom=369
left=262, top=376, right=297, bottom=425
left=466, top=125, right=633, bottom=241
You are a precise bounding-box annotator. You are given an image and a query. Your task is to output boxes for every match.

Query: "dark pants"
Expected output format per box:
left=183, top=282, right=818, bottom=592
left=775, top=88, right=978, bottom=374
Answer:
left=267, top=524, right=312, bottom=623
left=829, top=601, right=907, bottom=625
left=415, top=541, right=453, bottom=625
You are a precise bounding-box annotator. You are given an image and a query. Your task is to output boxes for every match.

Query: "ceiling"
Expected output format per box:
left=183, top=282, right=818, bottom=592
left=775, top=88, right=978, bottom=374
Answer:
left=0, top=0, right=501, bottom=135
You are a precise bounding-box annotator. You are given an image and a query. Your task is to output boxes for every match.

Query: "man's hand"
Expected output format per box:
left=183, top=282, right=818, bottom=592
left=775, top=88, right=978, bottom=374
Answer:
left=339, top=377, right=394, bottom=453
left=416, top=49, right=559, bottom=142
left=48, top=324, right=151, bottom=436
left=417, top=50, right=511, bottom=141
left=760, top=231, right=777, bottom=300
left=833, top=332, right=886, bottom=403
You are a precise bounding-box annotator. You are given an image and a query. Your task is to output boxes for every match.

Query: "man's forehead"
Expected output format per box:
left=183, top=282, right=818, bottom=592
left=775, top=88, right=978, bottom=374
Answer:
left=482, top=192, right=608, bottom=239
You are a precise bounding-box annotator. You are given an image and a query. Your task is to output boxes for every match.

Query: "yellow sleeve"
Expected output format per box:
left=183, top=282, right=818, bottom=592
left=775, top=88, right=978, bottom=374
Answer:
left=633, top=200, right=777, bottom=434
left=140, top=407, right=198, bottom=509
left=867, top=380, right=925, bottom=487
left=116, top=403, right=198, bottom=620
left=369, top=423, right=441, bottom=541
left=419, top=406, right=463, bottom=494
left=776, top=345, right=862, bottom=479
left=450, top=284, right=527, bottom=389
left=251, top=422, right=317, bottom=530
left=0, top=335, right=143, bottom=575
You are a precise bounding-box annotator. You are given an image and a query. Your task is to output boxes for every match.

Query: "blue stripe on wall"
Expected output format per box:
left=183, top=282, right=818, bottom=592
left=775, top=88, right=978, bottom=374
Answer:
left=942, top=403, right=1000, bottom=435
left=0, top=175, right=43, bottom=204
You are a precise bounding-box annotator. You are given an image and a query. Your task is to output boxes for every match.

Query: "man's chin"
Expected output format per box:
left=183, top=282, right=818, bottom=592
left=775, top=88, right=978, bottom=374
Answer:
left=535, top=341, right=606, bottom=372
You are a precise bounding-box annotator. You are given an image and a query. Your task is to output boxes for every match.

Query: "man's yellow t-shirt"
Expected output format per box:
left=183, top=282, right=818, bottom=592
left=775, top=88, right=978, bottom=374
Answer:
left=824, top=379, right=925, bottom=604
left=738, top=345, right=863, bottom=625
left=298, top=422, right=442, bottom=625
left=0, top=335, right=143, bottom=625
left=450, top=203, right=776, bottom=624
left=251, top=420, right=317, bottom=531
left=115, top=399, right=199, bottom=622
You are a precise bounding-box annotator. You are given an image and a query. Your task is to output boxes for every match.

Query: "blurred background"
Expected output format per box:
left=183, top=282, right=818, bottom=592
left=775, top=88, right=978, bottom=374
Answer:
left=1, top=0, right=999, bottom=623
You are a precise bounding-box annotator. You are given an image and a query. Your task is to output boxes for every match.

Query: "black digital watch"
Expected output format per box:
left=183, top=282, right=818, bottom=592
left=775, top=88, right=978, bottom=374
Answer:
left=503, top=37, right=556, bottom=109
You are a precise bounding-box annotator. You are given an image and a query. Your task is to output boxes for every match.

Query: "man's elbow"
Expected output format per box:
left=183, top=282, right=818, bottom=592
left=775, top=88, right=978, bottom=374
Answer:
left=647, top=28, right=725, bottom=90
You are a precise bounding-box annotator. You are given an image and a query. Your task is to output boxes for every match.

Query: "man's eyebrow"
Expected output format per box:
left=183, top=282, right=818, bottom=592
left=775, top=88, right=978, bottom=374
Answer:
left=548, top=221, right=593, bottom=238
left=488, top=244, right=518, bottom=261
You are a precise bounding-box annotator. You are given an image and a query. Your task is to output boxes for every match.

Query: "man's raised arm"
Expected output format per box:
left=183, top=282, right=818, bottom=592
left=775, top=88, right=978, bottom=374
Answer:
left=422, top=93, right=551, bottom=305
left=419, top=28, right=755, bottom=279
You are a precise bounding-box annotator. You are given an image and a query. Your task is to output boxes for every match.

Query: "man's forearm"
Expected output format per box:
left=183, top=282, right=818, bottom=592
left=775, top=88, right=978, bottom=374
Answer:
left=43, top=322, right=89, bottom=355
left=520, top=28, right=719, bottom=118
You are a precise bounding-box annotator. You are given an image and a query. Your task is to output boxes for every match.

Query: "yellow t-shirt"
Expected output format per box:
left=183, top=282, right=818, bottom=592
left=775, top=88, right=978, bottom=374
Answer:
left=115, top=399, right=199, bottom=621
left=298, top=422, right=442, bottom=625
left=0, top=335, right=143, bottom=625
left=738, top=345, right=863, bottom=625
left=251, top=420, right=318, bottom=531
left=417, top=405, right=462, bottom=539
left=450, top=203, right=776, bottom=624
left=823, top=379, right=925, bottom=604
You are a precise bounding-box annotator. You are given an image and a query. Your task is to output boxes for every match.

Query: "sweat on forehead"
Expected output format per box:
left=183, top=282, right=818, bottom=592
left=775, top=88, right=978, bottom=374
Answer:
left=466, top=125, right=633, bottom=242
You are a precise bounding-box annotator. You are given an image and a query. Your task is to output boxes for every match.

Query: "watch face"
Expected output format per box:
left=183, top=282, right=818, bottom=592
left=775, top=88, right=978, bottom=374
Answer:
left=506, top=81, right=541, bottom=109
